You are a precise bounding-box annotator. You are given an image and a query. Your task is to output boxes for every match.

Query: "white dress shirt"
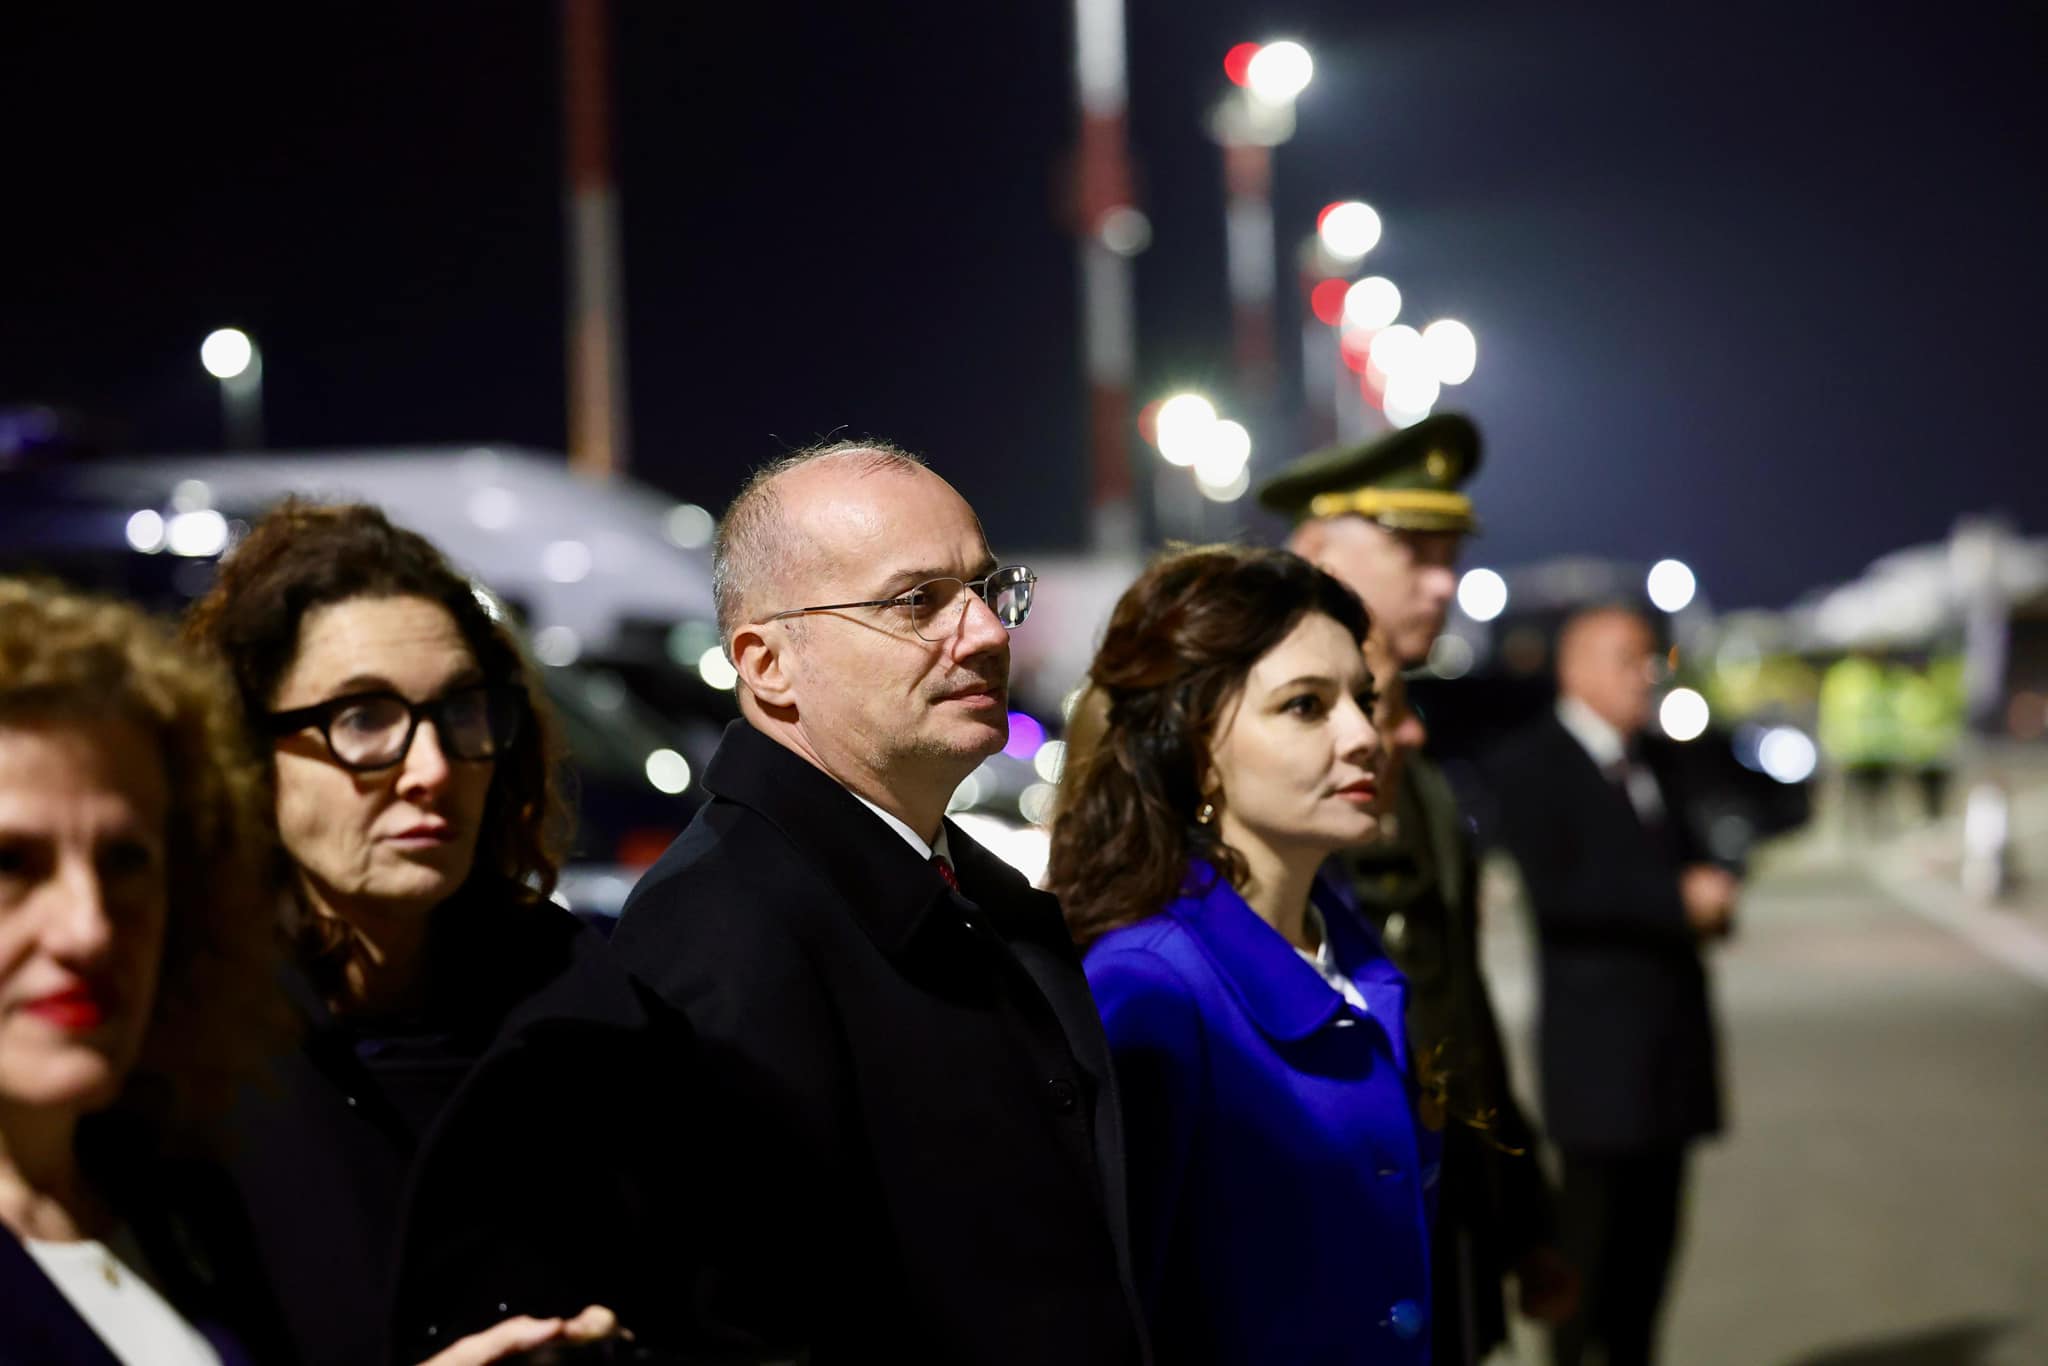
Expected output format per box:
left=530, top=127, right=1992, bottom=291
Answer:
left=852, top=792, right=954, bottom=867
left=1555, top=695, right=1665, bottom=824
left=1294, top=901, right=1372, bottom=1015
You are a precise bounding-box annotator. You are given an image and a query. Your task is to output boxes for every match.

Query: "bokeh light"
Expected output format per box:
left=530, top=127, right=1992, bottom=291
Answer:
left=644, top=748, right=693, bottom=795
left=124, top=509, right=167, bottom=554
left=697, top=646, right=738, bottom=691
left=1382, top=369, right=1442, bottom=415
left=1427, top=634, right=1476, bottom=680
left=1648, top=558, right=1698, bottom=613
left=1317, top=201, right=1382, bottom=261
left=1457, top=568, right=1508, bottom=622
left=1198, top=466, right=1251, bottom=503
left=1002, top=711, right=1046, bottom=762
left=665, top=502, right=714, bottom=549
left=1223, top=42, right=1260, bottom=87
left=1343, top=276, right=1401, bottom=331
left=1193, top=419, right=1251, bottom=487
left=1660, top=688, right=1711, bottom=742
left=1758, top=726, right=1818, bottom=784
left=1154, top=393, right=1219, bottom=466
left=1421, top=319, right=1478, bottom=385
left=1368, top=324, right=1426, bottom=378
left=1309, top=278, right=1349, bottom=326
left=199, top=328, right=253, bottom=379
left=1018, top=783, right=1059, bottom=826
left=533, top=625, right=582, bottom=667
left=1245, top=40, right=1313, bottom=104
left=1099, top=206, right=1152, bottom=257
left=165, top=509, right=228, bottom=558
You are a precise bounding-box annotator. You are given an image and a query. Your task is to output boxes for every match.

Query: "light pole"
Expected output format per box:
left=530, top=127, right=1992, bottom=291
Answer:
left=1070, top=0, right=1147, bottom=553
left=563, top=0, right=631, bottom=477
left=200, top=327, right=263, bottom=450
left=1211, top=40, right=1313, bottom=412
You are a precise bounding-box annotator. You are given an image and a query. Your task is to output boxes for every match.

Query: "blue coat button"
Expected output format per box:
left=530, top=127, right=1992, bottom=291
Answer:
left=1388, top=1299, right=1423, bottom=1339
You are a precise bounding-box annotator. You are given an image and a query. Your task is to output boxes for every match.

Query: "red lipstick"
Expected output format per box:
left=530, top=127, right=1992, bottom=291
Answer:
left=22, top=985, right=111, bottom=1032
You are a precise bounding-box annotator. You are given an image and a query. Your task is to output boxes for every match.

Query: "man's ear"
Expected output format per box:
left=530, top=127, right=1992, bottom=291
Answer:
left=730, top=624, right=797, bottom=710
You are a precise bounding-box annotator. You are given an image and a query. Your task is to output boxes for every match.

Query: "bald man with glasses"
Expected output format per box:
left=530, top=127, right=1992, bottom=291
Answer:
left=605, top=440, right=1145, bottom=1365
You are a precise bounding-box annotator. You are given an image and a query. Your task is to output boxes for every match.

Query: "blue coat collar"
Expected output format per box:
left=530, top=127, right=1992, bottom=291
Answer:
left=1166, top=863, right=1409, bottom=1056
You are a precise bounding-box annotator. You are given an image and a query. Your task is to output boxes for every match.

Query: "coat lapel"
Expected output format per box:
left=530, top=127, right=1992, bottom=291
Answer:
left=701, top=722, right=955, bottom=960
left=1169, top=865, right=1407, bottom=1067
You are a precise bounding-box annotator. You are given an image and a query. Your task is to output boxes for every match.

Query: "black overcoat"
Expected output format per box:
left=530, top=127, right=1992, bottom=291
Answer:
left=224, top=891, right=593, bottom=1366
left=606, top=720, right=1146, bottom=1365
left=388, top=928, right=706, bottom=1361
left=1486, top=716, right=1724, bottom=1154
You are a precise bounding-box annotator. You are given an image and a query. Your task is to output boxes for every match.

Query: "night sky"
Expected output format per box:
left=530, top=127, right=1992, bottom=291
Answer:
left=6, top=2, right=2043, bottom=608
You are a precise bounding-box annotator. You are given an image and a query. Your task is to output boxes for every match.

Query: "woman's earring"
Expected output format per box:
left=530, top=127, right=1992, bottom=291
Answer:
left=1195, top=801, right=1216, bottom=826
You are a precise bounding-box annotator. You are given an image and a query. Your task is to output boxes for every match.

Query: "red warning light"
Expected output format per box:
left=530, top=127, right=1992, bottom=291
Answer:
left=1339, top=333, right=1373, bottom=374
left=1224, top=43, right=1260, bottom=87
left=1316, top=201, right=1346, bottom=232
left=1137, top=398, right=1164, bottom=446
left=1309, top=278, right=1349, bottom=327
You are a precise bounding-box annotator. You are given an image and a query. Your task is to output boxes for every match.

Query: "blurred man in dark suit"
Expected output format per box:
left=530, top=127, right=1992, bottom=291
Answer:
left=1489, top=605, right=1734, bottom=1366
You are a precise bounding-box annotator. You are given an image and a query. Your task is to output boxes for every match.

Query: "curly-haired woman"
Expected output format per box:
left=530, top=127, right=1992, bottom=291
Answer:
left=1047, top=544, right=1438, bottom=1364
left=0, top=579, right=287, bottom=1363
left=183, top=503, right=630, bottom=1365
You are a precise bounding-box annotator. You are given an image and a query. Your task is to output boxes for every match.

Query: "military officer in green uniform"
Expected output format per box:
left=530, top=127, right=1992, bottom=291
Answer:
left=1259, top=414, right=1578, bottom=1364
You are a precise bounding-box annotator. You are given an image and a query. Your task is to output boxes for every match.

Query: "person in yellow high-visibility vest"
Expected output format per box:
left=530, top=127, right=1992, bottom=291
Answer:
left=1818, top=652, right=1899, bottom=837
left=1894, top=656, right=1965, bottom=822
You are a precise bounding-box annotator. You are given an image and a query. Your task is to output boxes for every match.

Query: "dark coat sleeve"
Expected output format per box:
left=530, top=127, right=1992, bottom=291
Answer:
left=603, top=823, right=860, bottom=1356
left=389, top=1004, right=705, bottom=1360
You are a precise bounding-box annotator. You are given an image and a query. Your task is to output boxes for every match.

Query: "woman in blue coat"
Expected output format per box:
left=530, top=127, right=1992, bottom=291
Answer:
left=1049, top=545, right=1438, bottom=1364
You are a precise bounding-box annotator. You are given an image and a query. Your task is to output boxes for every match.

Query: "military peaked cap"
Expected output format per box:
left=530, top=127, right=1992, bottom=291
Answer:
left=1256, top=412, right=1482, bottom=533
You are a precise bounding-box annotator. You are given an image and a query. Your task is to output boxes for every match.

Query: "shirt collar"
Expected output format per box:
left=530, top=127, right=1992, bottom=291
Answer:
left=851, top=792, right=951, bottom=865
left=1556, top=694, right=1628, bottom=769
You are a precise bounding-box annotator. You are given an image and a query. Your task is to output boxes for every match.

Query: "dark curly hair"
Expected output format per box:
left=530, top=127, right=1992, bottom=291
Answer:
left=182, top=501, right=570, bottom=990
left=0, top=579, right=282, bottom=1153
left=1048, top=544, right=1370, bottom=946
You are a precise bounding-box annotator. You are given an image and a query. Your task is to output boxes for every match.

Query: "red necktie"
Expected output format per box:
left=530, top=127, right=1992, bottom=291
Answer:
left=932, top=855, right=960, bottom=892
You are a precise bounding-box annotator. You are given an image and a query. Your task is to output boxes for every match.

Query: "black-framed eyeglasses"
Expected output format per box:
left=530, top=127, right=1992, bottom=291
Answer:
left=265, top=684, right=523, bottom=773
left=760, top=565, right=1037, bottom=643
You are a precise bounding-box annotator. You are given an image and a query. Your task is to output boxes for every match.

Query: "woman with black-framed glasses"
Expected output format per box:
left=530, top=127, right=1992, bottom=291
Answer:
left=182, top=500, right=631, bottom=1366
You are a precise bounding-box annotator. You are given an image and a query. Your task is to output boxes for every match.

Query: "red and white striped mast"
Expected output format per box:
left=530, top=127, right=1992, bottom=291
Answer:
left=1070, top=0, right=1144, bottom=553
left=563, top=0, right=631, bottom=477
